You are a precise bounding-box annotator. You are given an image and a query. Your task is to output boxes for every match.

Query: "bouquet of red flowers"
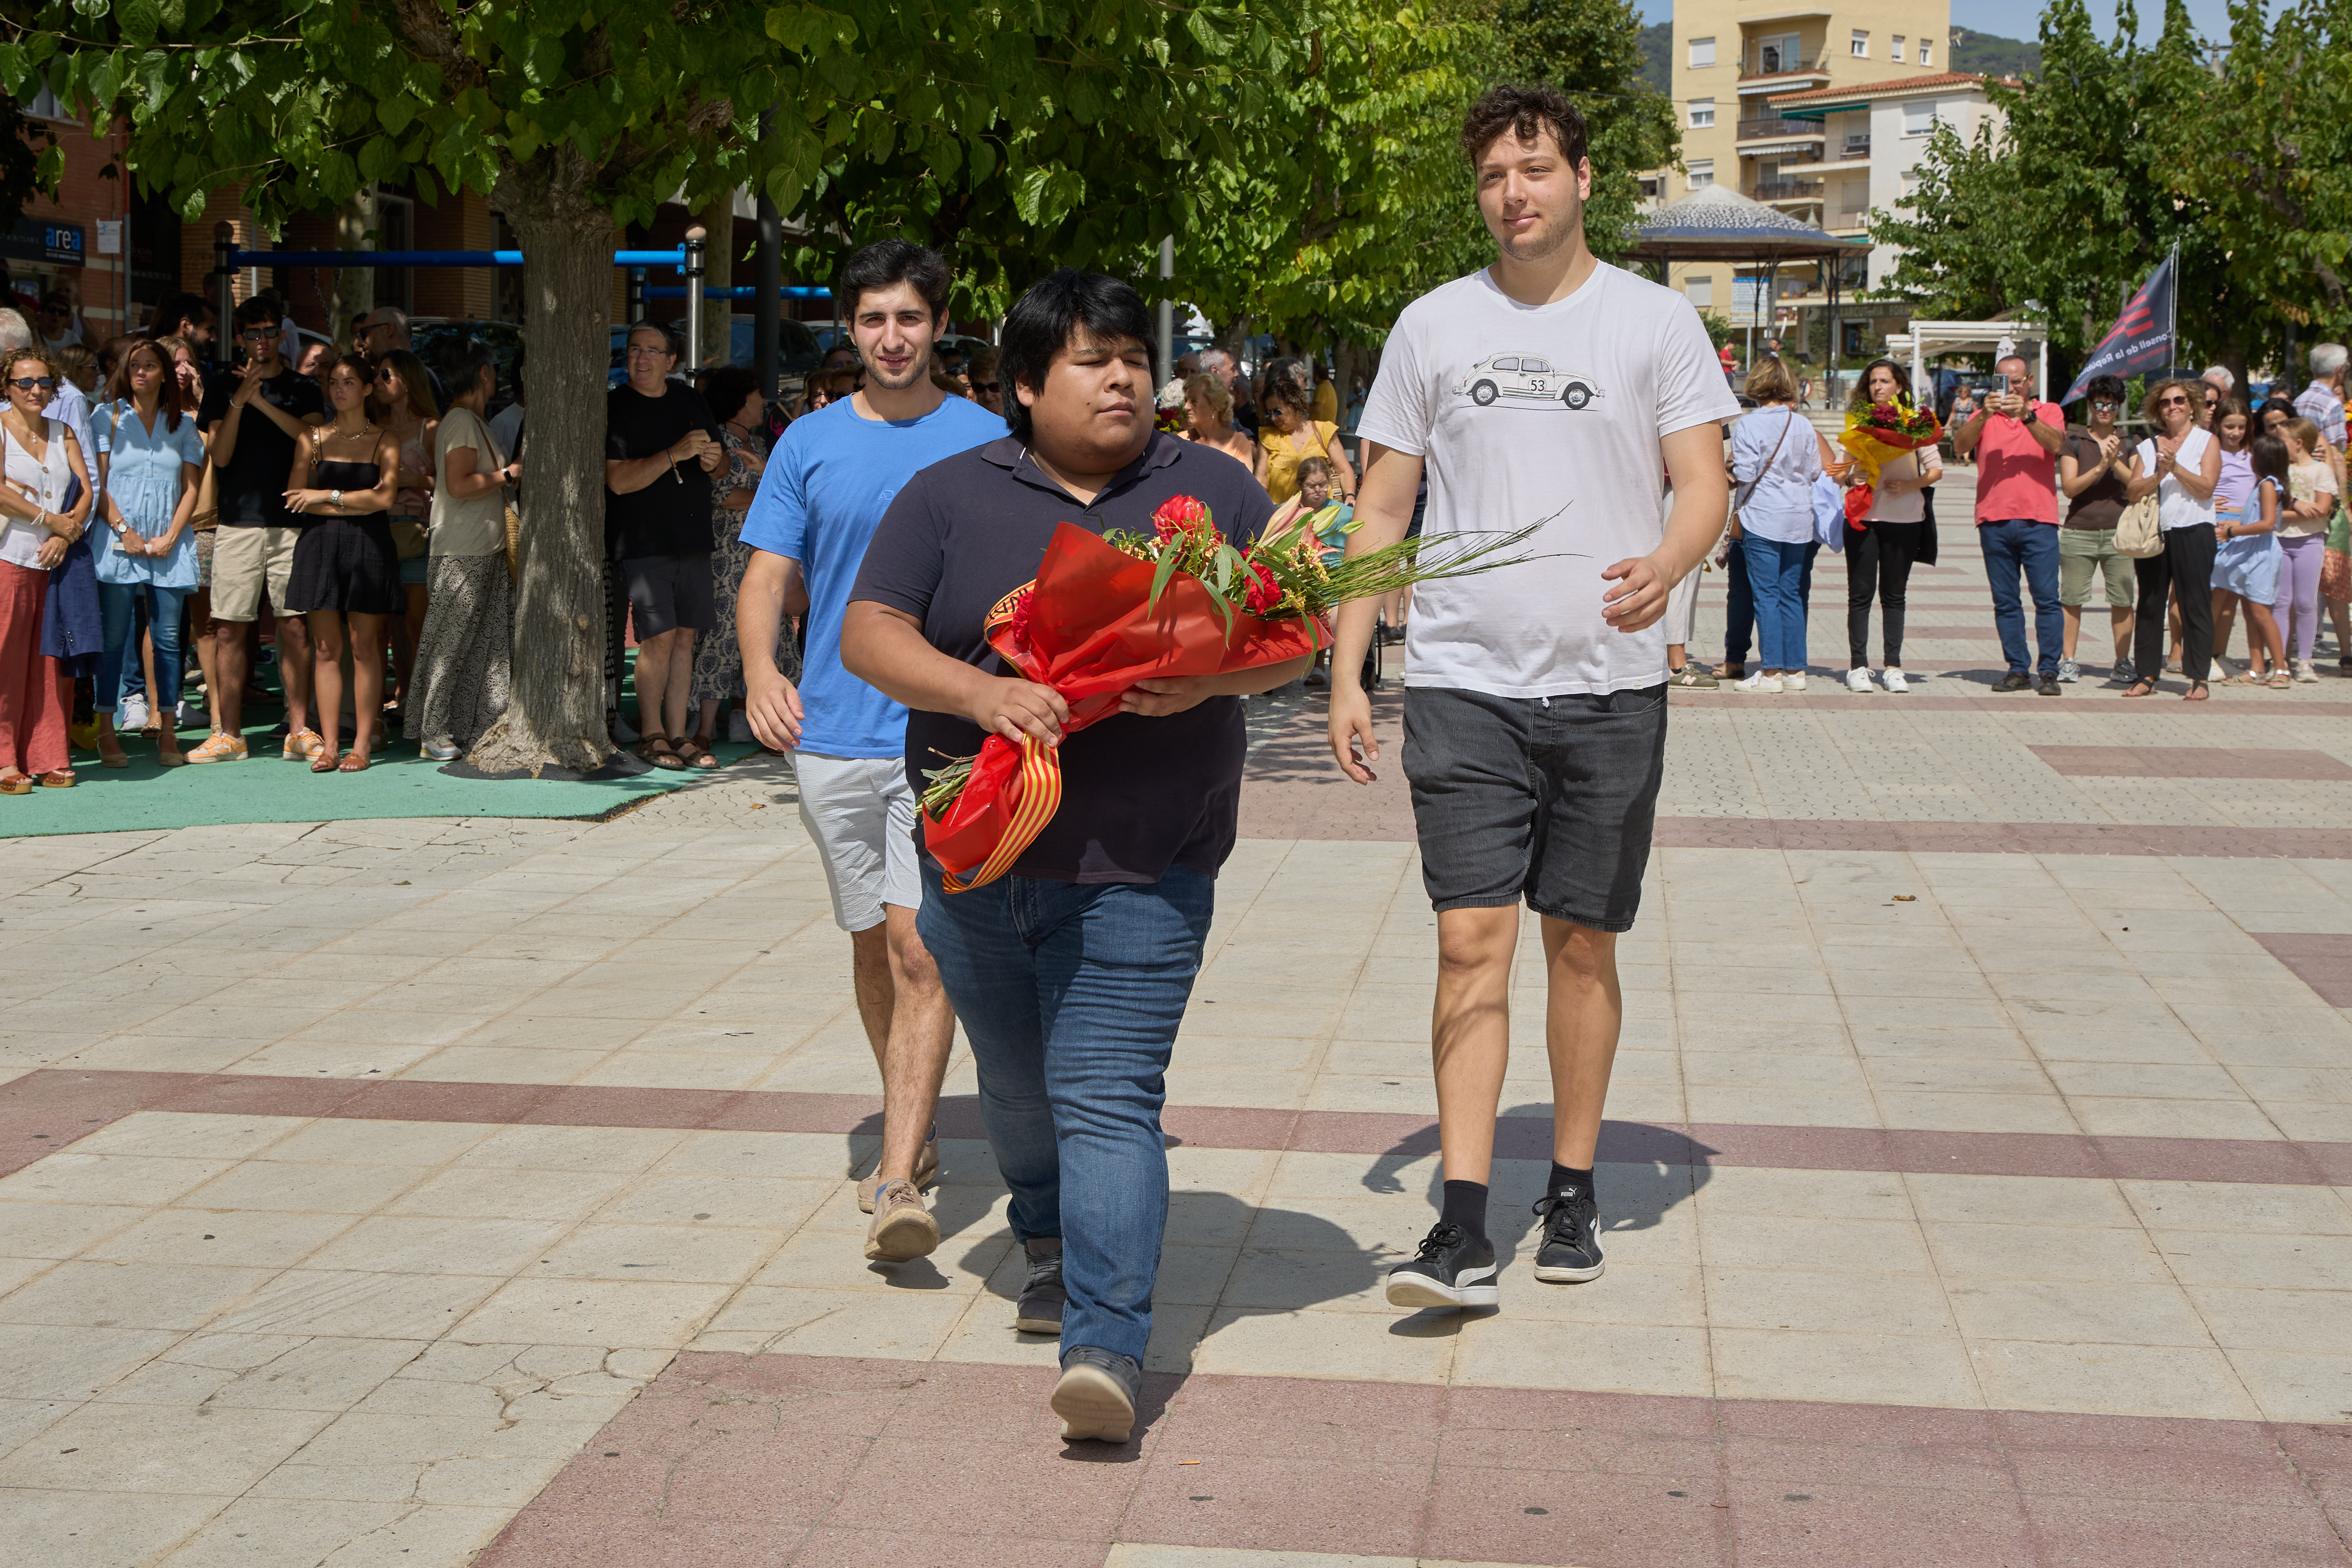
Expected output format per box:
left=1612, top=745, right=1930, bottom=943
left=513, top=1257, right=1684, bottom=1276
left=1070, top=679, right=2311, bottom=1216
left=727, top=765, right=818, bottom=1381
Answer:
left=1840, top=400, right=1944, bottom=526
left=921, top=494, right=1541, bottom=891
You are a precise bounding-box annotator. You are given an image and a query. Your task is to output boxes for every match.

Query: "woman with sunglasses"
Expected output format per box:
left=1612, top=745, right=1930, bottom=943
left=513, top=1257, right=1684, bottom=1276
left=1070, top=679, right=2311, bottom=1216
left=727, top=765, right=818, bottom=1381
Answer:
left=2123, top=379, right=2223, bottom=700
left=92, top=339, right=204, bottom=766
left=281, top=353, right=401, bottom=770
left=0, top=348, right=93, bottom=790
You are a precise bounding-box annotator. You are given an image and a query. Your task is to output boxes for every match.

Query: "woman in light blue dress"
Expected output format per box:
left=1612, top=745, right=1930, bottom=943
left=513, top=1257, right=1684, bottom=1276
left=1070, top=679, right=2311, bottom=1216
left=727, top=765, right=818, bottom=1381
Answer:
left=92, top=339, right=204, bottom=766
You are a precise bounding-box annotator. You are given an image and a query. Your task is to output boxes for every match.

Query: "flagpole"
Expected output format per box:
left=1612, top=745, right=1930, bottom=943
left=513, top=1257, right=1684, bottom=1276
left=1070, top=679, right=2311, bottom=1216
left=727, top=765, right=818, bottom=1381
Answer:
left=2166, top=243, right=2180, bottom=381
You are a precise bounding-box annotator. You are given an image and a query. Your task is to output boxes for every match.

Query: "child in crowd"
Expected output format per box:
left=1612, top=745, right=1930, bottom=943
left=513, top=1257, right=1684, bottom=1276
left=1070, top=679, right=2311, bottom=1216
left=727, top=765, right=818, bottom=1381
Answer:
left=2277, top=418, right=2340, bottom=684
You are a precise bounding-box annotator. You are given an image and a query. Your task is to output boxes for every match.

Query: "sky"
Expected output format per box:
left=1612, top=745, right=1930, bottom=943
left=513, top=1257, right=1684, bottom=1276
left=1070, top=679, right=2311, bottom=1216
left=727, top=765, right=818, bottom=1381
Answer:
left=1626, top=0, right=2261, bottom=44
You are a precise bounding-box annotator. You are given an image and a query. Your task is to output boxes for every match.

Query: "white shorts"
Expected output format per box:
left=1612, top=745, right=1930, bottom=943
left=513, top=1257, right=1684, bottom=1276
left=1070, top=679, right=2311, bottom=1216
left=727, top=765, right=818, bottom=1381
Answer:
left=794, top=751, right=920, bottom=932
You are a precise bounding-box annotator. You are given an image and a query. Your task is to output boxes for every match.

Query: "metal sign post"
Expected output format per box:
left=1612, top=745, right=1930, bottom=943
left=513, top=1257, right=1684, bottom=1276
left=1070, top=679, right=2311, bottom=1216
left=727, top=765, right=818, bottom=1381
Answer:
left=682, top=226, right=706, bottom=377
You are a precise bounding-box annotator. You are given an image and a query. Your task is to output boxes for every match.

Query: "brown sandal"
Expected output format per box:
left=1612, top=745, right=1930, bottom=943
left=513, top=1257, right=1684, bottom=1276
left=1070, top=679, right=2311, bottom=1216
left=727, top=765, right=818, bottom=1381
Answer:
left=338, top=748, right=371, bottom=773
left=310, top=748, right=340, bottom=774
left=677, top=735, right=721, bottom=769
left=636, top=736, right=686, bottom=771
left=0, top=772, right=29, bottom=795
left=36, top=769, right=75, bottom=788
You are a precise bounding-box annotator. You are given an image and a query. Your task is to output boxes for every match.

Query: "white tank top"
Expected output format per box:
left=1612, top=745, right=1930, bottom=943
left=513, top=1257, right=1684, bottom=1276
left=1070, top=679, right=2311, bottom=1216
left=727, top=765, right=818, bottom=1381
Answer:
left=2139, top=426, right=2215, bottom=532
left=0, top=420, right=64, bottom=570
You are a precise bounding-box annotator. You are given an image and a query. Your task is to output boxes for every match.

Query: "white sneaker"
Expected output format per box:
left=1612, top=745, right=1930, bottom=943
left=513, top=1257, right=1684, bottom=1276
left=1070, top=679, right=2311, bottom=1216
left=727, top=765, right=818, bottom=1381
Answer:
left=117, top=693, right=149, bottom=732
left=1845, top=668, right=1875, bottom=693
left=2295, top=660, right=2320, bottom=684
left=726, top=709, right=752, bottom=744
left=1732, top=671, right=1784, bottom=694
left=1883, top=668, right=1910, bottom=693
left=1782, top=672, right=1807, bottom=692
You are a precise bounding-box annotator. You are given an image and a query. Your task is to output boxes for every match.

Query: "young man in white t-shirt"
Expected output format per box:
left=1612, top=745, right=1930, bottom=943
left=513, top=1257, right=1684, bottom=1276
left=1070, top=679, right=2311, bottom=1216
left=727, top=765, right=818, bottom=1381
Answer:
left=1329, top=85, right=1738, bottom=1312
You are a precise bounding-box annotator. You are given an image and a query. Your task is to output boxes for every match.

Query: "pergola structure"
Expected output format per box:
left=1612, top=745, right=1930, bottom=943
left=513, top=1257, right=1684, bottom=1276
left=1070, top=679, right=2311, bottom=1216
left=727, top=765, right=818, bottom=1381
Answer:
left=1882, top=320, right=2050, bottom=404
left=1627, top=185, right=1873, bottom=375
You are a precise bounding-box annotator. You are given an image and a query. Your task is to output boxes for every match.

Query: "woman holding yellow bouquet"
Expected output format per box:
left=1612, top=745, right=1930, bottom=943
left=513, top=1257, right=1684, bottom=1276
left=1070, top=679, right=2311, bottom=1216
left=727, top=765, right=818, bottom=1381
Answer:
left=1838, top=360, right=1940, bottom=693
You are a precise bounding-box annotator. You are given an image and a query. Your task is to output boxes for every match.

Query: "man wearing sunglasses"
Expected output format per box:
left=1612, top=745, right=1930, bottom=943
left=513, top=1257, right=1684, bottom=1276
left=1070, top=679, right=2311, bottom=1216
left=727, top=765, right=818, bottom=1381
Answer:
left=192, top=296, right=325, bottom=763
left=966, top=345, right=1004, bottom=419
left=1951, top=353, right=2067, bottom=694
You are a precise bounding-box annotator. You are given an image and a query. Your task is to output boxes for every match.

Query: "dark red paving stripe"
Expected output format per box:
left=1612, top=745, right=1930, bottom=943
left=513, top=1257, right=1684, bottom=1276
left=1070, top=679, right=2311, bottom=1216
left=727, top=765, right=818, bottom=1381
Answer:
left=2253, top=933, right=2352, bottom=1009
left=1652, top=817, right=2352, bottom=858
left=469, top=1351, right=2351, bottom=1568
left=1663, top=693, right=2352, bottom=713
left=7, top=1068, right=2347, bottom=1188
left=2032, top=746, right=2352, bottom=781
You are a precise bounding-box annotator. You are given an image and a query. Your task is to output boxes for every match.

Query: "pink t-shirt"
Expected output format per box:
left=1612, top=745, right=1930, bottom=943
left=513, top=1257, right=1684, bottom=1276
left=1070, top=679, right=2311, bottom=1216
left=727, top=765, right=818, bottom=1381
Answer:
left=1973, top=401, right=2065, bottom=525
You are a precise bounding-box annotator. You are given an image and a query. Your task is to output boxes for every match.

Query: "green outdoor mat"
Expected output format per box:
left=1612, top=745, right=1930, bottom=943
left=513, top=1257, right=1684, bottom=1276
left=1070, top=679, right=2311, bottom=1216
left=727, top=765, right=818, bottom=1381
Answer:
left=2, top=729, right=759, bottom=837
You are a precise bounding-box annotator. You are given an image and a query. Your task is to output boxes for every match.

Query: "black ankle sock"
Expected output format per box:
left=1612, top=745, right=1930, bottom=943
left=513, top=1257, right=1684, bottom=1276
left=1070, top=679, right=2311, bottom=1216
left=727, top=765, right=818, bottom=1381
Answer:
left=1548, top=1164, right=1595, bottom=1201
left=1440, top=1179, right=1489, bottom=1240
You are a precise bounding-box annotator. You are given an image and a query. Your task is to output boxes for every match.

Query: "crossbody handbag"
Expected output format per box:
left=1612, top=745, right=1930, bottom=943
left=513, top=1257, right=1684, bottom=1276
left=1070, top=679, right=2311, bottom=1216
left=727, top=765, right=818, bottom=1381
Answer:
left=1728, top=406, right=1797, bottom=539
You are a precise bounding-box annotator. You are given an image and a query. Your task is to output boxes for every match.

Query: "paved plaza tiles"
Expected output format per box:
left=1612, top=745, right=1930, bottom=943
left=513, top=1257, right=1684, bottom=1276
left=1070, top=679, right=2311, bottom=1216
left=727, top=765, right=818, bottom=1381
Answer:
left=4, top=518, right=2352, bottom=1565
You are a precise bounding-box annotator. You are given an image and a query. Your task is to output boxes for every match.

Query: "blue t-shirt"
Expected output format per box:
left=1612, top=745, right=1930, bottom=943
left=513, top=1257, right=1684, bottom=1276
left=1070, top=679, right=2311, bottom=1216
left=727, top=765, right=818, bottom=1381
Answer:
left=741, top=393, right=1004, bottom=757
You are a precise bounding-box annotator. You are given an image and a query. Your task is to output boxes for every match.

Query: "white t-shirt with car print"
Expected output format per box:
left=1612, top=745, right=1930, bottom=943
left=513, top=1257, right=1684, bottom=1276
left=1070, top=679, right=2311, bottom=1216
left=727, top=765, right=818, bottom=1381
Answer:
left=1358, top=263, right=1740, bottom=697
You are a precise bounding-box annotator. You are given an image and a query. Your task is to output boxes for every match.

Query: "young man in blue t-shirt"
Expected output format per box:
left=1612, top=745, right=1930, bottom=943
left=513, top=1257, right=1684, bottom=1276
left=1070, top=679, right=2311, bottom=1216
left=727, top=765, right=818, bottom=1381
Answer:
left=738, top=241, right=1003, bottom=1265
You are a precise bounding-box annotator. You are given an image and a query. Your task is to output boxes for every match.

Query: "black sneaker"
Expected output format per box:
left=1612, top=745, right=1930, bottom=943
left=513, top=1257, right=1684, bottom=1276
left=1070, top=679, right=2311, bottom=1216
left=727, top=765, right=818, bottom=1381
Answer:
left=1532, top=1186, right=1606, bottom=1283
left=2037, top=673, right=2061, bottom=696
left=1384, top=1221, right=1498, bottom=1310
left=1993, top=671, right=2032, bottom=693
left=1015, top=1237, right=1064, bottom=1334
left=1051, top=1345, right=1140, bottom=1443
left=2111, top=656, right=2137, bottom=684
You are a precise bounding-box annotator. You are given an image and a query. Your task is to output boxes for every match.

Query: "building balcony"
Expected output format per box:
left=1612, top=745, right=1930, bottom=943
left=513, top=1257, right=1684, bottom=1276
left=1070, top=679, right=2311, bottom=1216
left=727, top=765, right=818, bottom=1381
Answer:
left=1736, top=116, right=1827, bottom=143
left=1749, top=178, right=1826, bottom=202
left=1842, top=136, right=1871, bottom=158
left=1737, top=56, right=1833, bottom=93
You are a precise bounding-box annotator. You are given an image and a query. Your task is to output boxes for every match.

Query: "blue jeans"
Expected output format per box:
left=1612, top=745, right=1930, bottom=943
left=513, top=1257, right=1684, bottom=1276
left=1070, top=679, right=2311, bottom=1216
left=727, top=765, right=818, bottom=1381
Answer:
left=1979, top=519, right=2062, bottom=675
left=98, top=582, right=189, bottom=718
left=917, top=858, right=1215, bottom=1364
left=1738, top=533, right=1813, bottom=671
left=1724, top=537, right=1818, bottom=665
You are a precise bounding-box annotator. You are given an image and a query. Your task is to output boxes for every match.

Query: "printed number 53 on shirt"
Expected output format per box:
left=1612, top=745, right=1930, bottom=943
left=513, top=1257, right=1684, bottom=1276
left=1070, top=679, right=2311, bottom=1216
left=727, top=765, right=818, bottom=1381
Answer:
left=1449, top=353, right=1606, bottom=411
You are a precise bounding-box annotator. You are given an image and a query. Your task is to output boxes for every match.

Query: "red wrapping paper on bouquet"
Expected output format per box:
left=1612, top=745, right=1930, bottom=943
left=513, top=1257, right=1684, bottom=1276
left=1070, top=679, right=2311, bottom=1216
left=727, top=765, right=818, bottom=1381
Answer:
left=923, top=520, right=1326, bottom=892
left=1840, top=404, right=1945, bottom=526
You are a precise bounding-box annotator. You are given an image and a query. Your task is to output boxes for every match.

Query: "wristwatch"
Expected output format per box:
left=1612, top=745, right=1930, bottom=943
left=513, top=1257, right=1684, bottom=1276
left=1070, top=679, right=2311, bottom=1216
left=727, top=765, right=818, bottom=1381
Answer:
left=330, top=489, right=343, bottom=511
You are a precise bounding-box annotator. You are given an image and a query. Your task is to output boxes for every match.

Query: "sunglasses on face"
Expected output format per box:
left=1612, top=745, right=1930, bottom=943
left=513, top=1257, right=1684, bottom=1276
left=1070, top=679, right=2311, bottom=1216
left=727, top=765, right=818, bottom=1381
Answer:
left=9, top=376, right=56, bottom=391
left=241, top=329, right=278, bottom=342
left=2090, top=400, right=2118, bottom=409
left=2159, top=397, right=2189, bottom=408
left=971, top=380, right=1000, bottom=394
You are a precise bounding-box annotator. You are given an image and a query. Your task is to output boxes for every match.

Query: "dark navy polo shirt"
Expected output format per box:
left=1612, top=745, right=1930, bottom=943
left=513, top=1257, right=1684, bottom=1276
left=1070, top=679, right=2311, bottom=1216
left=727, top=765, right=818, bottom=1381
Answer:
left=850, top=430, right=1276, bottom=884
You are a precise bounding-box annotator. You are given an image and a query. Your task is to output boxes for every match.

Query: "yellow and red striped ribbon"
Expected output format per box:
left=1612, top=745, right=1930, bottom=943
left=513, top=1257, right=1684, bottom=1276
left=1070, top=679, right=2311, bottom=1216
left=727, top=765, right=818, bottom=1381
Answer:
left=939, top=733, right=1065, bottom=894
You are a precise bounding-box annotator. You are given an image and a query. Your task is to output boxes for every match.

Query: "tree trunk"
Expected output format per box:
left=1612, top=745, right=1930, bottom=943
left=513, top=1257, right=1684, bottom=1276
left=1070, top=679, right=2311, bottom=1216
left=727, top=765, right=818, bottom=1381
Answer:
left=331, top=188, right=377, bottom=350
left=699, top=197, right=734, bottom=374
left=467, top=160, right=619, bottom=776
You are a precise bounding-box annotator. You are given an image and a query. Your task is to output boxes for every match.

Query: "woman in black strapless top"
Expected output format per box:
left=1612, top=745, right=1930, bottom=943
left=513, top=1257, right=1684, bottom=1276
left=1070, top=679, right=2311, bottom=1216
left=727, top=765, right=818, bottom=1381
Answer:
left=283, top=352, right=402, bottom=771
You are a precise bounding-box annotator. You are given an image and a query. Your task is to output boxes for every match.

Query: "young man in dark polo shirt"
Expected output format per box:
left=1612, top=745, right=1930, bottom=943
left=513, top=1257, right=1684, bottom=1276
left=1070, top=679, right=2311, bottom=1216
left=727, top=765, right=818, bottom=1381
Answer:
left=843, top=271, right=1310, bottom=1445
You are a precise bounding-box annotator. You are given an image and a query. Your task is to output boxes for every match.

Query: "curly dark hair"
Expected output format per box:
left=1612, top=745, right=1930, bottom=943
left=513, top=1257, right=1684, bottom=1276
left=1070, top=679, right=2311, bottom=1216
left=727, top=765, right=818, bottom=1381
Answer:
left=1460, top=83, right=1589, bottom=169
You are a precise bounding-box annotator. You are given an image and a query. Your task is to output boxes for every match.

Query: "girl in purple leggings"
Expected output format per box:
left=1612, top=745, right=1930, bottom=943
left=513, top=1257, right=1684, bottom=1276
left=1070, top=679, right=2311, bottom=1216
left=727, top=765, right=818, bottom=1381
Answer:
left=2274, top=417, right=2339, bottom=683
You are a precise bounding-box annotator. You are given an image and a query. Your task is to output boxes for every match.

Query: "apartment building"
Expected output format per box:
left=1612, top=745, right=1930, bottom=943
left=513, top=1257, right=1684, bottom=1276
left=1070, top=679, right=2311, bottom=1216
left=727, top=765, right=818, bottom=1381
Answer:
left=1663, top=0, right=1952, bottom=339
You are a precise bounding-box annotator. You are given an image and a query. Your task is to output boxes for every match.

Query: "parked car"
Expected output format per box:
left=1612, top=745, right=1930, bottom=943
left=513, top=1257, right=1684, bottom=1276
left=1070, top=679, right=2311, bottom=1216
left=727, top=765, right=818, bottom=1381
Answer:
left=1451, top=353, right=1604, bottom=410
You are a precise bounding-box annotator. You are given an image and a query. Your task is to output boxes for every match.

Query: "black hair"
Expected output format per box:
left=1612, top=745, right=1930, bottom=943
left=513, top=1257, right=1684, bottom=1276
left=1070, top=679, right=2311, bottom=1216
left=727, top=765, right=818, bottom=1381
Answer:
left=445, top=338, right=497, bottom=404
left=2082, top=374, right=2127, bottom=407
left=2258, top=396, right=2297, bottom=427
left=835, top=238, right=951, bottom=321
left=155, top=292, right=212, bottom=335
left=2249, top=429, right=2292, bottom=491
left=701, top=364, right=760, bottom=424
left=232, top=294, right=280, bottom=328
left=1259, top=356, right=1315, bottom=417
left=997, top=269, right=1153, bottom=445
left=1846, top=357, right=1914, bottom=414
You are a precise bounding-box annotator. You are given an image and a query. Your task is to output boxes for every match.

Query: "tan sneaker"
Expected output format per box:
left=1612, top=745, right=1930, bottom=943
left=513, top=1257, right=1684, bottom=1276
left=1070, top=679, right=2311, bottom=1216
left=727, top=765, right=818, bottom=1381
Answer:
left=858, top=1131, right=942, bottom=1214
left=282, top=728, right=324, bottom=761
left=863, top=1179, right=939, bottom=1262
left=186, top=731, right=248, bottom=764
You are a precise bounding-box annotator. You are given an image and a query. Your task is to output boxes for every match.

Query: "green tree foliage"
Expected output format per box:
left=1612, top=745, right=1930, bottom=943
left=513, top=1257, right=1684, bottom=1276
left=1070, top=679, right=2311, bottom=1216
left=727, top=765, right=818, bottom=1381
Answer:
left=1871, top=0, right=2351, bottom=382
left=2, top=0, right=1289, bottom=770
left=1636, top=20, right=1670, bottom=94
left=1173, top=0, right=1678, bottom=360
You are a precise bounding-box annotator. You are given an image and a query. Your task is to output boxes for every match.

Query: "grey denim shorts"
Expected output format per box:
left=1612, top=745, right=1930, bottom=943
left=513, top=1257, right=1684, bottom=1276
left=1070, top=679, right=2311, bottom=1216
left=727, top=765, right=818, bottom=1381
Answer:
left=1401, top=683, right=1668, bottom=933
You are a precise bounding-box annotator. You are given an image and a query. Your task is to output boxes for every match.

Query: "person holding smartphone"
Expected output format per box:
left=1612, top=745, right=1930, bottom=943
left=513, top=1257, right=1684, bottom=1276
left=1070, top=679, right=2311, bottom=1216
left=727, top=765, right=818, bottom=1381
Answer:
left=1950, top=355, right=2066, bottom=694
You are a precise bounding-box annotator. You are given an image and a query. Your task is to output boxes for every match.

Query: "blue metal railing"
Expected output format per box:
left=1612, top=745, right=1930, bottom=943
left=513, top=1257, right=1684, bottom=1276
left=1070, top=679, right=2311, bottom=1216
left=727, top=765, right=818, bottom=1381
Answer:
left=643, top=286, right=831, bottom=300
left=228, top=249, right=690, bottom=270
